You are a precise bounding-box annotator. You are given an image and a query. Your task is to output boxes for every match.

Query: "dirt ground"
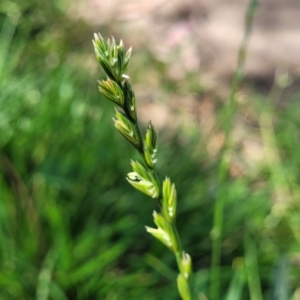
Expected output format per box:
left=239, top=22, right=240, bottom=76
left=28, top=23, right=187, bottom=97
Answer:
left=68, top=0, right=300, bottom=173
left=70, top=0, right=300, bottom=85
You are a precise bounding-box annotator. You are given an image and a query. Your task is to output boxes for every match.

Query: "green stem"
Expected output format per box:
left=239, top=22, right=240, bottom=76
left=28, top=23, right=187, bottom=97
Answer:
left=124, top=90, right=191, bottom=299
left=174, top=226, right=183, bottom=271
left=209, top=1, right=258, bottom=299
left=244, top=231, right=263, bottom=300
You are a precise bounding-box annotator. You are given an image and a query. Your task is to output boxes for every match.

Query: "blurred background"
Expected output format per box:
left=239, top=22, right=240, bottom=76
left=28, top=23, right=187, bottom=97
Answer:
left=1, top=0, right=300, bottom=299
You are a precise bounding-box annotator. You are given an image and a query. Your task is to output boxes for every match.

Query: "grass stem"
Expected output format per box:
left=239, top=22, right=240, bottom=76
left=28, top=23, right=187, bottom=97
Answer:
left=209, top=1, right=258, bottom=299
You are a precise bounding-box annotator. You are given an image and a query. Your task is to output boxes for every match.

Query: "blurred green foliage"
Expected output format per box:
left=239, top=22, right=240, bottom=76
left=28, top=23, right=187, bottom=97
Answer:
left=1, top=1, right=300, bottom=299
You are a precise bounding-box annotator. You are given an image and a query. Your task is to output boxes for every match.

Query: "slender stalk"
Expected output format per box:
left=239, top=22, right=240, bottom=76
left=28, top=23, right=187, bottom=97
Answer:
left=244, top=232, right=263, bottom=300
left=209, top=1, right=258, bottom=299
left=93, top=34, right=192, bottom=300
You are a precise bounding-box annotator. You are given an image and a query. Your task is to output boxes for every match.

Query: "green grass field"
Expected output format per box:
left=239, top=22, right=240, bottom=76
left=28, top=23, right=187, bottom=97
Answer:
left=1, top=1, right=300, bottom=299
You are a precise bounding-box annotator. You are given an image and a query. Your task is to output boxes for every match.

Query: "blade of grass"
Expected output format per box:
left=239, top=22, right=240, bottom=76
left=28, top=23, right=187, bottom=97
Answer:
left=144, top=253, right=176, bottom=281
left=36, top=249, right=56, bottom=300
left=225, top=258, right=246, bottom=300
left=209, top=0, right=258, bottom=299
left=272, top=254, right=289, bottom=300
left=244, top=232, right=263, bottom=300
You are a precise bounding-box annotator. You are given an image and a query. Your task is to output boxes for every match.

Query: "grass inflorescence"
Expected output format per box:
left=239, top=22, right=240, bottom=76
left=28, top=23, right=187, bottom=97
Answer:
left=93, top=33, right=193, bottom=300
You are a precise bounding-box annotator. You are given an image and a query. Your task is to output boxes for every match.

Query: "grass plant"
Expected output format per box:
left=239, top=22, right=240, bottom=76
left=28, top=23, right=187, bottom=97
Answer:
left=93, top=33, right=193, bottom=300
